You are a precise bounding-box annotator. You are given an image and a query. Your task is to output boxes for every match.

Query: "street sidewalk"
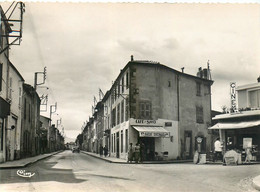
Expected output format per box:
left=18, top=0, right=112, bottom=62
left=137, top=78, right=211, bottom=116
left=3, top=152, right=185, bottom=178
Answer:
left=0, top=151, right=62, bottom=169
left=81, top=150, right=192, bottom=164
left=253, top=175, right=260, bottom=191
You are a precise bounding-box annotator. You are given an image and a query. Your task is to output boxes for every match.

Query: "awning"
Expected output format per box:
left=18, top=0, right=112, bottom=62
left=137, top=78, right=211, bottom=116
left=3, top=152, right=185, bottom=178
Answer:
left=132, top=126, right=170, bottom=138
left=209, top=120, right=260, bottom=130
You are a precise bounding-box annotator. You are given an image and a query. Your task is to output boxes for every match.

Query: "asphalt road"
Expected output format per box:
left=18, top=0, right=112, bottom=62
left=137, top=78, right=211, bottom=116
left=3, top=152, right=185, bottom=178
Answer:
left=0, top=150, right=259, bottom=192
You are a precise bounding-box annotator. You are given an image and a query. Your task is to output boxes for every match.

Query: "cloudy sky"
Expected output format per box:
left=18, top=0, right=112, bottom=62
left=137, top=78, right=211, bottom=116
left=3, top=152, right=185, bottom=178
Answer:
left=2, top=2, right=260, bottom=141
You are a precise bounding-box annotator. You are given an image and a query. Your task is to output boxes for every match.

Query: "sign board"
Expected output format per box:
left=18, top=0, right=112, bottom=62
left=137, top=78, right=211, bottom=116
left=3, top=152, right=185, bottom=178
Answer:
left=243, top=138, right=252, bottom=149
left=139, top=131, right=170, bottom=138
left=230, top=82, right=236, bottom=111
left=130, top=118, right=163, bottom=126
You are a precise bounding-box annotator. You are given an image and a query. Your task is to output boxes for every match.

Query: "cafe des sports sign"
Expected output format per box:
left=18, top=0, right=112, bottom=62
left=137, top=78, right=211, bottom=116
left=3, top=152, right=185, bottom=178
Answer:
left=139, top=131, right=170, bottom=138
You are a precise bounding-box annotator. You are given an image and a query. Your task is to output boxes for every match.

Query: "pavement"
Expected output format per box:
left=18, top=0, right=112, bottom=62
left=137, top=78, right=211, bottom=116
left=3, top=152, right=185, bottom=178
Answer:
left=0, top=151, right=62, bottom=169
left=253, top=175, right=260, bottom=191
left=1, top=150, right=260, bottom=191
left=80, top=150, right=193, bottom=164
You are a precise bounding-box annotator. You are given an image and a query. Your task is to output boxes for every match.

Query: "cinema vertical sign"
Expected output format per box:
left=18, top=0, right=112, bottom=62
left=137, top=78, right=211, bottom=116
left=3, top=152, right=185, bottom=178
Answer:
left=230, top=82, right=236, bottom=112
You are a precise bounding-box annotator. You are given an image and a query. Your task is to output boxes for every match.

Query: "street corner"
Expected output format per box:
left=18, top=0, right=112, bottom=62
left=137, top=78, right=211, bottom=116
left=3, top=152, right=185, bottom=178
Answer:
left=252, top=175, right=260, bottom=191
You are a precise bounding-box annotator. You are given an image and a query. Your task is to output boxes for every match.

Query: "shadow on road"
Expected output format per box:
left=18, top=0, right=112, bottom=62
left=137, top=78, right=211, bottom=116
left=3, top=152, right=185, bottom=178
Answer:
left=0, top=160, right=86, bottom=184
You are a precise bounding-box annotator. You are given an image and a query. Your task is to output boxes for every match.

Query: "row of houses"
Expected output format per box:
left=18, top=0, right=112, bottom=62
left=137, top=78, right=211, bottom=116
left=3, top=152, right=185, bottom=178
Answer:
left=80, top=56, right=215, bottom=161
left=0, top=5, right=64, bottom=163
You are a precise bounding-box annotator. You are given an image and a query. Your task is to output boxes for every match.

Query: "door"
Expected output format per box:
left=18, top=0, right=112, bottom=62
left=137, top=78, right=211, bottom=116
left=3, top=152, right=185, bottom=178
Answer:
left=184, top=131, right=192, bottom=159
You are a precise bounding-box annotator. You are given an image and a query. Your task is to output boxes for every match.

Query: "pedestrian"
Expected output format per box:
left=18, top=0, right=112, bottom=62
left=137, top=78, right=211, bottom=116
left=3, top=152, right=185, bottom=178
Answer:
left=99, top=144, right=103, bottom=157
left=140, top=142, right=145, bottom=162
left=104, top=145, right=108, bottom=157
left=127, top=143, right=134, bottom=163
left=244, top=147, right=252, bottom=163
left=134, top=143, right=140, bottom=163
left=213, top=138, right=223, bottom=162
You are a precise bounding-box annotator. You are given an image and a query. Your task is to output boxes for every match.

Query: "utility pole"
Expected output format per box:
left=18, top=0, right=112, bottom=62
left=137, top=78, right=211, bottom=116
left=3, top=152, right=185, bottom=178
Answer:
left=56, top=118, right=62, bottom=129
left=49, top=102, right=57, bottom=126
left=34, top=67, right=47, bottom=90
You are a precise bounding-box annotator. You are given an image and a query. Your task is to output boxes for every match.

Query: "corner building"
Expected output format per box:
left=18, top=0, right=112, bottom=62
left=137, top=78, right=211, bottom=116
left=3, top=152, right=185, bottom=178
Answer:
left=104, top=58, right=213, bottom=161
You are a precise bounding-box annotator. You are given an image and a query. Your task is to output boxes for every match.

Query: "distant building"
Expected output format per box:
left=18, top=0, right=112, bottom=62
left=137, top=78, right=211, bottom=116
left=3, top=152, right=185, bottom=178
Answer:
left=20, top=84, right=41, bottom=158
left=39, top=116, right=51, bottom=153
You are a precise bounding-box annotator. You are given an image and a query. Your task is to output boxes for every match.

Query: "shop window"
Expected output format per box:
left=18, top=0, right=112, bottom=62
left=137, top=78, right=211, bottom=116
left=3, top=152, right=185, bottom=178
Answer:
left=125, top=97, right=129, bottom=121
left=24, top=99, right=27, bottom=119
left=204, top=84, right=210, bottom=96
left=196, top=82, right=201, bottom=96
left=139, top=101, right=152, bottom=119
left=112, top=108, right=116, bottom=127
left=117, top=104, right=120, bottom=125
left=9, top=77, right=12, bottom=101
left=125, top=129, right=128, bottom=152
left=29, top=104, right=31, bottom=122
left=19, top=87, right=22, bottom=108
left=196, top=106, right=204, bottom=124
left=117, top=82, right=120, bottom=98
left=121, top=100, right=124, bottom=123
left=121, top=76, right=124, bottom=93
left=126, top=72, right=129, bottom=89
left=121, top=130, right=123, bottom=153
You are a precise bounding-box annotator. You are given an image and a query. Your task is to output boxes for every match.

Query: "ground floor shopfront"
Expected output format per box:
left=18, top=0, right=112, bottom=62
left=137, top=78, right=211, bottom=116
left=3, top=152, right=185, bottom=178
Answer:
left=110, top=118, right=179, bottom=161
left=210, top=111, right=260, bottom=164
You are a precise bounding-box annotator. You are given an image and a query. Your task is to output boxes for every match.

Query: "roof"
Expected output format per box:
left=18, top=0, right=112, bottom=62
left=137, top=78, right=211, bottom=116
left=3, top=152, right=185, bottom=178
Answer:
left=40, top=115, right=51, bottom=121
left=102, top=58, right=214, bottom=104
left=209, top=120, right=260, bottom=130
left=236, top=82, right=260, bottom=91
left=213, top=110, right=260, bottom=120
left=9, top=61, right=24, bottom=82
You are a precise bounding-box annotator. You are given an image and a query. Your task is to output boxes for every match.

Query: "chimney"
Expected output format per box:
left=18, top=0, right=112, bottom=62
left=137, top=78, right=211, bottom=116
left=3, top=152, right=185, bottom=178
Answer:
left=258, top=76, right=260, bottom=83
left=131, top=55, right=134, bottom=61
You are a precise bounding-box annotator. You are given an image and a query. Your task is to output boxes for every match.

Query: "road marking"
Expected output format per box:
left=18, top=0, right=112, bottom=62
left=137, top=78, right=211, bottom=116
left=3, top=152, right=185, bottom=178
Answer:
left=17, top=170, right=35, bottom=178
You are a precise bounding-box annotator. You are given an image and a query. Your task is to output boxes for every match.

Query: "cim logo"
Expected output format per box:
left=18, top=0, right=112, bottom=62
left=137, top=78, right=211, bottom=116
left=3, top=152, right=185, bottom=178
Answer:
left=17, top=170, right=35, bottom=178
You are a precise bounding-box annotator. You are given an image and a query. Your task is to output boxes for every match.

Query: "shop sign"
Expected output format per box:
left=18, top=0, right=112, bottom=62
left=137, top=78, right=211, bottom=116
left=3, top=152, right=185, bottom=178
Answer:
left=139, top=131, right=170, bottom=138
left=135, top=119, right=157, bottom=124
left=230, top=82, right=236, bottom=112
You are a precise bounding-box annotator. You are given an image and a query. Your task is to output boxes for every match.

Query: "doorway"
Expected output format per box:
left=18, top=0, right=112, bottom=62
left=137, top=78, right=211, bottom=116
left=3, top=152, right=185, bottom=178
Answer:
left=116, top=132, right=119, bottom=158
left=184, top=131, right=192, bottom=159
left=139, top=137, right=155, bottom=161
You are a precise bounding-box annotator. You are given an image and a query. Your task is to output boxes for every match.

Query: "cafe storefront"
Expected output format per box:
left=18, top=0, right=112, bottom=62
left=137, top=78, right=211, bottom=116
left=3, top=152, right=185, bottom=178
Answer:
left=209, top=110, right=260, bottom=165
left=129, top=118, right=179, bottom=161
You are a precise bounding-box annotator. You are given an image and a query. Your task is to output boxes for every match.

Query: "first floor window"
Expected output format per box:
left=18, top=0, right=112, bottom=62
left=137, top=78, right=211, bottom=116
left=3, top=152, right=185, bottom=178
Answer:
left=196, top=106, right=204, bottom=124
left=139, top=101, right=152, bottom=119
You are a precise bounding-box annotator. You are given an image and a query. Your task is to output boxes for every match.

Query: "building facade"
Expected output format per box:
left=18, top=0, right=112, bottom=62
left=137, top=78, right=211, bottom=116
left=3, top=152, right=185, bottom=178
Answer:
left=20, top=84, right=41, bottom=158
left=83, top=57, right=213, bottom=161
left=209, top=77, right=260, bottom=162
left=5, top=62, right=24, bottom=161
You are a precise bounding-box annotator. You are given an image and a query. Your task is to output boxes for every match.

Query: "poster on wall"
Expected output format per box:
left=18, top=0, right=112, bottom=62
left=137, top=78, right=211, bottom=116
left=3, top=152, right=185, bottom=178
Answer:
left=243, top=138, right=252, bottom=149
